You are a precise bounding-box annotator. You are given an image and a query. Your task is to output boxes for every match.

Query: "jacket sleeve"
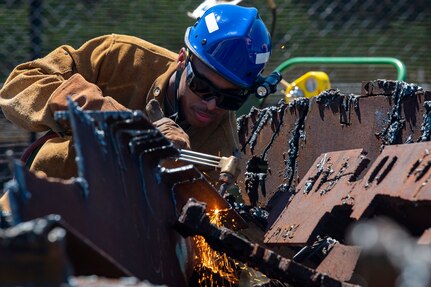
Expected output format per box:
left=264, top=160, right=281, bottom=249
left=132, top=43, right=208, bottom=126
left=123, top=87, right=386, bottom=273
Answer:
left=0, top=35, right=127, bottom=133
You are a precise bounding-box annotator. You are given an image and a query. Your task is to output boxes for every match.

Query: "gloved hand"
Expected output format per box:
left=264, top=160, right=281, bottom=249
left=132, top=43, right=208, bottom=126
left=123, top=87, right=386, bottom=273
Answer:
left=49, top=73, right=128, bottom=112
left=153, top=117, right=191, bottom=149
left=145, top=99, right=190, bottom=150
left=48, top=74, right=128, bottom=131
left=145, top=98, right=165, bottom=122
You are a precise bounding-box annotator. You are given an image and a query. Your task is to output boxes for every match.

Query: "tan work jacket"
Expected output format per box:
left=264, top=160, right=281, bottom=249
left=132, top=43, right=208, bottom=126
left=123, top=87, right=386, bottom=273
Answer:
left=0, top=34, right=240, bottom=180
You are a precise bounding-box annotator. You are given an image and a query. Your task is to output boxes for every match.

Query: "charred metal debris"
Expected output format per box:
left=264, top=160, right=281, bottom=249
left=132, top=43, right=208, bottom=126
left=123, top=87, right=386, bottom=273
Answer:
left=375, top=81, right=421, bottom=146
left=175, top=198, right=358, bottom=287
left=236, top=80, right=431, bottom=207
left=1, top=80, right=431, bottom=286
left=419, top=101, right=431, bottom=141
left=237, top=98, right=309, bottom=212
left=235, top=79, right=431, bottom=285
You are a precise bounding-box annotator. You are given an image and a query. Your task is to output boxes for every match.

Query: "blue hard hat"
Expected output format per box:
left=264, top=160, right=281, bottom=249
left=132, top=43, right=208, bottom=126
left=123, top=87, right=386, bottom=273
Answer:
left=184, top=4, right=272, bottom=89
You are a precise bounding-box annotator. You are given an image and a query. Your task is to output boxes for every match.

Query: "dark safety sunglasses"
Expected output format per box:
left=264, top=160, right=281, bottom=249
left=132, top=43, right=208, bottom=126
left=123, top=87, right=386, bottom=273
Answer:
left=185, top=60, right=250, bottom=111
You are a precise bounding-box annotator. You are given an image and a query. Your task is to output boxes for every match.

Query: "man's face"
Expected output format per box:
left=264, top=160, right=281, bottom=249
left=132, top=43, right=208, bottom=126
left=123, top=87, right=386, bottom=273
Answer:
left=178, top=57, right=243, bottom=128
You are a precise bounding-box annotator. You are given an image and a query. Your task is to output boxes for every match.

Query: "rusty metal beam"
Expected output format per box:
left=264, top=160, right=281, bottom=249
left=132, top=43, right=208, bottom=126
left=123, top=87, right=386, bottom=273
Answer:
left=6, top=100, right=193, bottom=285
left=175, top=198, right=359, bottom=287
left=5, top=98, right=247, bottom=284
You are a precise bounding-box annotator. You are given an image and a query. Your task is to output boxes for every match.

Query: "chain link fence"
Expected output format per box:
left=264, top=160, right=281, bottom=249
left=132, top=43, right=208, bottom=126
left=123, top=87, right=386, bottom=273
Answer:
left=273, top=0, right=430, bottom=92
left=1, top=1, right=429, bottom=87
left=0, top=0, right=430, bottom=182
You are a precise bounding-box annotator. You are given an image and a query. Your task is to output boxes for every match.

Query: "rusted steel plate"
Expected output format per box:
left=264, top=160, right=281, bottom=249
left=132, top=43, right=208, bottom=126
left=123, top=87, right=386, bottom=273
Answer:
left=315, top=243, right=362, bottom=283
left=350, top=141, right=431, bottom=222
left=237, top=81, right=428, bottom=215
left=237, top=101, right=309, bottom=209
left=265, top=141, right=431, bottom=247
left=265, top=148, right=367, bottom=245
left=295, top=81, right=427, bottom=189
left=7, top=100, right=192, bottom=286
left=297, top=93, right=389, bottom=183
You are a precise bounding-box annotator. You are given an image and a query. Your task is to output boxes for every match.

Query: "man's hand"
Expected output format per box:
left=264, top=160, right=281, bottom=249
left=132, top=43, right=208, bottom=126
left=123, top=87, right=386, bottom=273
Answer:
left=153, top=117, right=191, bottom=149
left=145, top=99, right=190, bottom=150
left=48, top=73, right=129, bottom=132
left=49, top=74, right=128, bottom=113
left=145, top=98, right=165, bottom=122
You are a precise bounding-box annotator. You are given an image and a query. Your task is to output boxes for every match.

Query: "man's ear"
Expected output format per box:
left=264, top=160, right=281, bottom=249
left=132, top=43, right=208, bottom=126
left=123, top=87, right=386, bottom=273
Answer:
left=177, top=48, right=188, bottom=69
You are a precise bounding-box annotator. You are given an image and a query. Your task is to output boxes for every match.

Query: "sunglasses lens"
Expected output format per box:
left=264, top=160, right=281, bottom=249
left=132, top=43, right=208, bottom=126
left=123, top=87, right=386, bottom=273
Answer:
left=188, top=77, right=211, bottom=95
left=187, top=63, right=210, bottom=95
left=186, top=61, right=247, bottom=110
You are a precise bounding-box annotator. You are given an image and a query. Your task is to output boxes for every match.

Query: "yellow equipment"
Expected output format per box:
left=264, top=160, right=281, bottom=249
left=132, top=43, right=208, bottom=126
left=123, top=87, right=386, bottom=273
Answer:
left=282, top=71, right=331, bottom=103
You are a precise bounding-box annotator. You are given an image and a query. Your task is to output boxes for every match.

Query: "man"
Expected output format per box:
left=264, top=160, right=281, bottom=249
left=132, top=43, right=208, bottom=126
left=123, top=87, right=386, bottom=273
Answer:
left=0, top=4, right=272, bottom=182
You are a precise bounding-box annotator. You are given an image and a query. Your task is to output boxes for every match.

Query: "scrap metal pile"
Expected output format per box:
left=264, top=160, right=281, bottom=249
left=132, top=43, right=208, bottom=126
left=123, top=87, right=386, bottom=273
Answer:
left=1, top=79, right=431, bottom=287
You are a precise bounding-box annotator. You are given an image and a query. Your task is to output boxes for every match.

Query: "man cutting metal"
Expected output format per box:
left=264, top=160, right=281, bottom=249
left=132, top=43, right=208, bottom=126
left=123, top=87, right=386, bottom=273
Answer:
left=0, top=4, right=278, bottom=190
